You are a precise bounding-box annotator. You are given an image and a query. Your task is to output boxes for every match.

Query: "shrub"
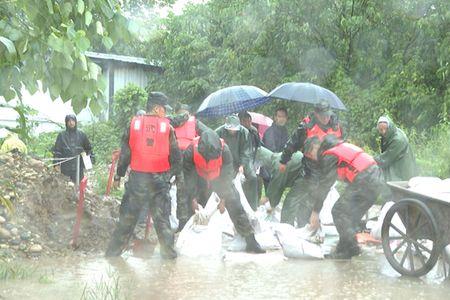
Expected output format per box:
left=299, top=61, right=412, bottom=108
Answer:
left=112, top=84, right=147, bottom=130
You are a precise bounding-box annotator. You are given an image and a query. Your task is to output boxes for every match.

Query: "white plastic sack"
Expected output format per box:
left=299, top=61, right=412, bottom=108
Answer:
left=81, top=152, right=92, bottom=170
left=319, top=185, right=340, bottom=225
left=233, top=174, right=261, bottom=232
left=370, top=201, right=405, bottom=240
left=169, top=185, right=179, bottom=230
left=175, top=194, right=224, bottom=257
left=274, top=223, right=324, bottom=259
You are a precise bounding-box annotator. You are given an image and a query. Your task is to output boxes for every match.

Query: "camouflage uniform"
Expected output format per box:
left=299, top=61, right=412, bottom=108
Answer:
left=216, top=124, right=258, bottom=211
left=316, top=154, right=391, bottom=256
left=169, top=112, right=210, bottom=228
left=106, top=115, right=182, bottom=258
left=181, top=134, right=254, bottom=237
left=279, top=112, right=344, bottom=226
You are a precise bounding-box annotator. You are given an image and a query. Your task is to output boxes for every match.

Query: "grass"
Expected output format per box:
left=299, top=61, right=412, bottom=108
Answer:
left=0, top=260, right=37, bottom=280
left=80, top=269, right=127, bottom=300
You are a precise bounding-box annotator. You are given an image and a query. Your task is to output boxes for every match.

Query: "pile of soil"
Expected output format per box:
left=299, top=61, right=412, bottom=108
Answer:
left=0, top=152, right=121, bottom=259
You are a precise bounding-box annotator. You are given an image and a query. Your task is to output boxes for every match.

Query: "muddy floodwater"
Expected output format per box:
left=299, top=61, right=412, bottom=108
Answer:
left=1, top=247, right=449, bottom=300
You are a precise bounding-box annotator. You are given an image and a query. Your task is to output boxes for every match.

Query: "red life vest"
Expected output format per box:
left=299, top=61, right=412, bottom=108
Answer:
left=175, top=116, right=197, bottom=150
left=323, top=142, right=376, bottom=183
left=192, top=137, right=224, bottom=181
left=129, top=115, right=171, bottom=173
left=304, top=116, right=342, bottom=141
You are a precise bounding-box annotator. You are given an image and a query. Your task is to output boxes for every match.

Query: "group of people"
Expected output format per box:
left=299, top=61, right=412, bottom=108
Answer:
left=44, top=90, right=417, bottom=260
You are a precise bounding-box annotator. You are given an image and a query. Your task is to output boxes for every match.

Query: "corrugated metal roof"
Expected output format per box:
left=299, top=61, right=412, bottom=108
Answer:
left=85, top=51, right=159, bottom=67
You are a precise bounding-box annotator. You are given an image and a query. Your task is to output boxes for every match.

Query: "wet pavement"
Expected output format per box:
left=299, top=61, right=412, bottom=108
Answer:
left=1, top=246, right=449, bottom=300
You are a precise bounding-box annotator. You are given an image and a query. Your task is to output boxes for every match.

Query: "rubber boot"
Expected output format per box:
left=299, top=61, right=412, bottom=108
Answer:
left=245, top=234, right=266, bottom=254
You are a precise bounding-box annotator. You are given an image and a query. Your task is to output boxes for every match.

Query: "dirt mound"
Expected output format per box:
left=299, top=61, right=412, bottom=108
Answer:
left=0, top=152, right=120, bottom=259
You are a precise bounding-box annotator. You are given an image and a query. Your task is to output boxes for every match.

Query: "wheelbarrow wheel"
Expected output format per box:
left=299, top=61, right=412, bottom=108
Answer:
left=381, top=198, right=440, bottom=277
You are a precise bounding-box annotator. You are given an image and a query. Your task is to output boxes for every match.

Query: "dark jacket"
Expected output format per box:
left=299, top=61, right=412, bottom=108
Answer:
left=182, top=130, right=235, bottom=205
left=262, top=124, right=288, bottom=153
left=280, top=112, right=344, bottom=164
left=116, top=115, right=183, bottom=178
left=53, top=115, right=92, bottom=182
left=374, top=117, right=417, bottom=181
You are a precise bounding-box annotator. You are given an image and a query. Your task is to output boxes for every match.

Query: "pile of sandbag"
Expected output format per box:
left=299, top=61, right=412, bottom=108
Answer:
left=408, top=177, right=450, bottom=202
left=175, top=174, right=341, bottom=259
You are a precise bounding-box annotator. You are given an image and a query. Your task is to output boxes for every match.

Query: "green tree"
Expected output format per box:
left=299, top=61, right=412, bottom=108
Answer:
left=0, top=0, right=132, bottom=113
left=112, top=84, right=147, bottom=130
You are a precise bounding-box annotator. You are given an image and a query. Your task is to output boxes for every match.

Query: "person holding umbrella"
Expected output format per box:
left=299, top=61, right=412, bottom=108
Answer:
left=278, top=100, right=344, bottom=227
left=216, top=115, right=258, bottom=211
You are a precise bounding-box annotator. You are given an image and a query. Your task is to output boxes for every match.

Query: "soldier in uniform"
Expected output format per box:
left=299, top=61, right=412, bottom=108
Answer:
left=106, top=92, right=183, bottom=259
left=310, top=135, right=392, bottom=259
left=180, top=130, right=265, bottom=253
left=279, top=100, right=344, bottom=227
left=216, top=115, right=258, bottom=211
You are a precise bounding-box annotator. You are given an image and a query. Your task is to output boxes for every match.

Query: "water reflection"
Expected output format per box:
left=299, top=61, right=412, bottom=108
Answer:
left=1, top=248, right=449, bottom=300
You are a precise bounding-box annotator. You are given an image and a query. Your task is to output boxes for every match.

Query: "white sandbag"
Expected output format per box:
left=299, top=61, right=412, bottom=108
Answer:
left=408, top=177, right=450, bottom=202
left=226, top=231, right=281, bottom=252
left=408, top=176, right=442, bottom=188
left=169, top=185, right=179, bottom=230
left=233, top=174, right=262, bottom=232
left=319, top=185, right=340, bottom=225
left=296, top=224, right=325, bottom=244
left=321, top=225, right=339, bottom=236
left=274, top=223, right=324, bottom=259
left=370, top=201, right=405, bottom=240
left=175, top=194, right=224, bottom=257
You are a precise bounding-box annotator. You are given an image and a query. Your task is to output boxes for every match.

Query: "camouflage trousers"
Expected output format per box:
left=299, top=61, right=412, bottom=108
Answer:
left=280, top=175, right=316, bottom=228
left=106, top=171, right=174, bottom=257
left=240, top=163, right=258, bottom=211
left=182, top=175, right=254, bottom=237
left=332, top=165, right=391, bottom=248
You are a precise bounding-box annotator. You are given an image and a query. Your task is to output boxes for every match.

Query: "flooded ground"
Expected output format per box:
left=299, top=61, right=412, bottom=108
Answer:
left=1, top=246, right=449, bottom=300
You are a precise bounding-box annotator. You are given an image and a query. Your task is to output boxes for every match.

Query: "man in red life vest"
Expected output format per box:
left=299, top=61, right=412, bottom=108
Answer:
left=171, top=103, right=210, bottom=230
left=106, top=92, right=183, bottom=259
left=180, top=130, right=265, bottom=253
left=173, top=104, right=209, bottom=151
left=278, top=100, right=344, bottom=227
left=309, top=135, right=391, bottom=259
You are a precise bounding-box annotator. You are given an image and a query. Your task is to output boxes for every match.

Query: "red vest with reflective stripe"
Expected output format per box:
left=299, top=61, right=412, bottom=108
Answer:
left=323, top=142, right=376, bottom=183
left=304, top=116, right=342, bottom=141
left=192, top=137, right=224, bottom=181
left=175, top=116, right=197, bottom=150
left=129, top=115, right=171, bottom=173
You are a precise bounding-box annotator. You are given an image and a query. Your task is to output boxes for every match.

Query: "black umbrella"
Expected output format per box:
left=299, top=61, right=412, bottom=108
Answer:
left=196, top=85, right=270, bottom=118
left=268, top=82, right=347, bottom=111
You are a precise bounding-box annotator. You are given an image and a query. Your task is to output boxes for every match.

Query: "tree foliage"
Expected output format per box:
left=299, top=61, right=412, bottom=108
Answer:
left=112, top=84, right=147, bottom=130
left=0, top=0, right=133, bottom=113
left=145, top=0, right=450, bottom=146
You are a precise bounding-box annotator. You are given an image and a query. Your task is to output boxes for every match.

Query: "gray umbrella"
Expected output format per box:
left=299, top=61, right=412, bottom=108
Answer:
left=268, top=82, right=347, bottom=111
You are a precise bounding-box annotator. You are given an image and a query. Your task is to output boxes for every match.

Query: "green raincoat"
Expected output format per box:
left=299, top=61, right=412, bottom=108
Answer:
left=374, top=117, right=417, bottom=181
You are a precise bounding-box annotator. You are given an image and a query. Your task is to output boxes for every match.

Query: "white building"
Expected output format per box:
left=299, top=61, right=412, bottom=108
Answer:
left=0, top=52, right=162, bottom=137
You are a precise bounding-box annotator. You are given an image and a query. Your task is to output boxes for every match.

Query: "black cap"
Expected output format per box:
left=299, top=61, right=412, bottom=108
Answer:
left=147, top=92, right=169, bottom=107
left=314, top=100, right=332, bottom=116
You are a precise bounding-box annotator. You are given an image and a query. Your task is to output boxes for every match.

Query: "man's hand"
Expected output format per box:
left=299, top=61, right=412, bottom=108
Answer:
left=238, top=165, right=244, bottom=174
left=113, top=176, right=121, bottom=189
left=309, top=211, right=320, bottom=231
left=279, top=163, right=287, bottom=173
left=192, top=198, right=199, bottom=212
left=54, top=165, right=61, bottom=172
left=217, top=198, right=226, bottom=214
